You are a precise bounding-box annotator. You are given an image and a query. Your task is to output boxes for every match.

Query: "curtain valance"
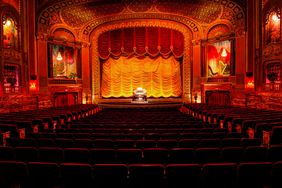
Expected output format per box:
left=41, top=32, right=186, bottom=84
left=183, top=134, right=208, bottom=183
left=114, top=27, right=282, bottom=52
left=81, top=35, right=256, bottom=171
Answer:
left=98, top=27, right=184, bottom=59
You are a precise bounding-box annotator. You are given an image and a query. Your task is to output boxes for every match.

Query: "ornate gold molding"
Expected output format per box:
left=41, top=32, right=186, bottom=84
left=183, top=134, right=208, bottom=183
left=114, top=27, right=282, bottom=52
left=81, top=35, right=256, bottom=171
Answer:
left=80, top=13, right=201, bottom=41
left=263, top=44, right=281, bottom=58
left=90, top=19, right=193, bottom=103
left=38, top=0, right=245, bottom=32
left=3, top=49, right=21, bottom=61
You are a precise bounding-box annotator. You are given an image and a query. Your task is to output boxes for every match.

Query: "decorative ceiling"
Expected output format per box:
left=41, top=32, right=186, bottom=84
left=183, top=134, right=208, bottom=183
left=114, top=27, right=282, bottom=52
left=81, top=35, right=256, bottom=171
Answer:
left=37, top=0, right=246, bottom=39
left=2, top=0, right=20, bottom=12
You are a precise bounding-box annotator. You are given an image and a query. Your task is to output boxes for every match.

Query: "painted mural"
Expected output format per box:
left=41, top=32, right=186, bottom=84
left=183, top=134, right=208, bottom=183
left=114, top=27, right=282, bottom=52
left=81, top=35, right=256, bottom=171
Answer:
left=207, top=40, right=231, bottom=77
left=265, top=9, right=280, bottom=44
left=49, top=44, right=79, bottom=79
left=3, top=17, right=18, bottom=49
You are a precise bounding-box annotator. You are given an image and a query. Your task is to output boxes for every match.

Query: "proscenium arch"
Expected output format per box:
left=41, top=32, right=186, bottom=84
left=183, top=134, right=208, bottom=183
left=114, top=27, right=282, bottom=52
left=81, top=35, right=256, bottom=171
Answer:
left=37, top=0, right=245, bottom=35
left=89, top=19, right=193, bottom=103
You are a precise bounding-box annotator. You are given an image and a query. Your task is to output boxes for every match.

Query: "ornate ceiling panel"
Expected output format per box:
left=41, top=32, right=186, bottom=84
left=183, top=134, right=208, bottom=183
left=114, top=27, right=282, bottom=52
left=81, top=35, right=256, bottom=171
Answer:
left=61, top=0, right=124, bottom=28
left=207, top=24, right=230, bottom=38
left=38, top=0, right=246, bottom=38
left=126, top=0, right=154, bottom=12
left=156, top=0, right=222, bottom=24
left=220, top=5, right=244, bottom=32
left=2, top=0, right=20, bottom=12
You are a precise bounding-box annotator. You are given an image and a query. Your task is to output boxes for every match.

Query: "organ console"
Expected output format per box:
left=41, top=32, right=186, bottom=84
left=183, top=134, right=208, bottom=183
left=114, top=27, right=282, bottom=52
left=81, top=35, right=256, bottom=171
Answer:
left=132, top=87, right=148, bottom=103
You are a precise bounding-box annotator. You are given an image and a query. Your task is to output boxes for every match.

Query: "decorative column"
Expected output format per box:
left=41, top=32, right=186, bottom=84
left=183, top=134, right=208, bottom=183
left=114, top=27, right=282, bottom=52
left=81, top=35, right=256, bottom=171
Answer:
left=192, top=39, right=202, bottom=103
left=36, top=33, right=49, bottom=93
left=0, top=7, right=3, bottom=96
left=81, top=41, right=91, bottom=104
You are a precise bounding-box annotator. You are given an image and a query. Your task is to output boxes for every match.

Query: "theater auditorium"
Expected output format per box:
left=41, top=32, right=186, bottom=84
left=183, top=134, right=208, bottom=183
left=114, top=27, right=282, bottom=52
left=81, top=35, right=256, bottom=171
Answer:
left=0, top=0, right=282, bottom=187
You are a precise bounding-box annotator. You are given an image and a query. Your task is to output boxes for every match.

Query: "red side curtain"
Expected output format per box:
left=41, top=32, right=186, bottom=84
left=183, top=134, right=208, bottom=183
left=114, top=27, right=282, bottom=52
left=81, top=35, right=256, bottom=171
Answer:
left=123, top=28, right=134, bottom=54
left=207, top=91, right=230, bottom=106
left=159, top=28, right=171, bottom=56
left=98, top=32, right=110, bottom=59
left=54, top=93, right=77, bottom=107
left=110, top=30, right=122, bottom=57
left=147, top=27, right=159, bottom=56
left=135, top=27, right=146, bottom=55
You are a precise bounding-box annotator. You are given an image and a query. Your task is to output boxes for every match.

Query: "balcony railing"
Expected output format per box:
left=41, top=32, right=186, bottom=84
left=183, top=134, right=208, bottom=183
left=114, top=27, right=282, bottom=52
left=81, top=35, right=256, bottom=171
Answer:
left=48, top=78, right=82, bottom=85
left=4, top=86, right=21, bottom=94
left=263, top=83, right=281, bottom=92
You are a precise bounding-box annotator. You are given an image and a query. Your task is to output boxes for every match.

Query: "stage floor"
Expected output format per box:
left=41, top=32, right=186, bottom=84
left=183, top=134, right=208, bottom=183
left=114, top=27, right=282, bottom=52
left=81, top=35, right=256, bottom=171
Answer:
left=98, top=98, right=183, bottom=108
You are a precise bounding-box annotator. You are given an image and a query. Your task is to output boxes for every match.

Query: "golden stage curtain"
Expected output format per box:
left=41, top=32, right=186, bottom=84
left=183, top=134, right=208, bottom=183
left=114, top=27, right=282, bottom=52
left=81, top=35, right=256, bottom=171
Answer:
left=101, top=56, right=182, bottom=98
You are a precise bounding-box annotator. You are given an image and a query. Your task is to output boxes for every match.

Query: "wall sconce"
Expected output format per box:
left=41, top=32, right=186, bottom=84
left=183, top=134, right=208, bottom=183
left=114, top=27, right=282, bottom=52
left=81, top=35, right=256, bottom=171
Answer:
left=3, top=19, right=11, bottom=27
left=57, top=51, right=63, bottom=61
left=221, top=48, right=227, bottom=57
left=246, top=80, right=254, bottom=89
left=245, top=72, right=254, bottom=90
left=194, top=93, right=198, bottom=103
left=272, top=13, right=280, bottom=23
left=29, top=75, right=38, bottom=93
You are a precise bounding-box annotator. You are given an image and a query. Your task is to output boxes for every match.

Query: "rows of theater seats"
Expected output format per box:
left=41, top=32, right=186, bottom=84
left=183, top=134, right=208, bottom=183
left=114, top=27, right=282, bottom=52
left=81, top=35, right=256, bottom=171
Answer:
left=0, top=160, right=281, bottom=188
left=0, top=104, right=98, bottom=137
left=1, top=145, right=282, bottom=164
left=0, top=107, right=282, bottom=188
left=184, top=104, right=282, bottom=144
left=6, top=133, right=263, bottom=148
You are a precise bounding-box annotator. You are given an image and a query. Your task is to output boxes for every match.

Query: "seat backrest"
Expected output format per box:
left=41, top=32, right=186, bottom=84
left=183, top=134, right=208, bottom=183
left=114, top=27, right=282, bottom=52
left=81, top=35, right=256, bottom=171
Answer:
left=89, top=148, right=116, bottom=164
left=195, top=148, right=221, bottom=164
left=116, top=149, right=142, bottom=164
left=169, top=148, right=195, bottom=163
left=128, top=164, right=165, bottom=188
left=165, top=164, right=201, bottom=188
left=0, top=161, right=28, bottom=188
left=202, top=163, right=237, bottom=188
left=64, top=148, right=90, bottom=163
left=0, top=146, right=15, bottom=160
left=238, top=162, right=272, bottom=188
left=221, top=147, right=244, bottom=163
left=38, top=147, right=64, bottom=163
left=93, top=164, right=128, bottom=187
left=60, top=163, right=93, bottom=188
left=28, top=162, right=60, bottom=188
left=271, top=161, right=282, bottom=188
left=244, top=146, right=268, bottom=162
left=143, top=148, right=169, bottom=164
left=15, top=147, right=38, bottom=162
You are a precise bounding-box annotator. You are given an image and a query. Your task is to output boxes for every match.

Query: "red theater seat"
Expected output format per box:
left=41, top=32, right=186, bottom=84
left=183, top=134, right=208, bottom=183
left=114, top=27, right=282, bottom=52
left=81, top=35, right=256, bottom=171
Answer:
left=202, top=163, right=237, bottom=188
left=90, top=148, right=116, bottom=164
left=0, top=146, right=15, bottom=161
left=195, top=148, right=221, bottom=164
left=28, top=162, right=60, bottom=188
left=60, top=163, right=93, bottom=188
left=238, top=162, right=272, bottom=188
left=0, top=161, right=28, bottom=188
left=271, top=161, right=282, bottom=188
left=116, top=148, right=142, bottom=164
left=165, top=164, right=201, bottom=188
left=15, top=147, right=38, bottom=162
left=221, top=147, right=244, bottom=163
left=143, top=148, right=169, bottom=164
left=128, top=164, right=164, bottom=188
left=38, top=147, right=64, bottom=163
left=93, top=164, right=128, bottom=188
left=169, top=148, right=195, bottom=163
left=268, top=145, right=282, bottom=162
left=244, top=146, right=268, bottom=162
left=64, top=148, right=90, bottom=163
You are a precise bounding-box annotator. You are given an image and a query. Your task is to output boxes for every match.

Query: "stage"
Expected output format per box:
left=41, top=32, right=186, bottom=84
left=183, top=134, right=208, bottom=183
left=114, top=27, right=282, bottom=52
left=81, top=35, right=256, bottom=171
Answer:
left=98, top=98, right=184, bottom=108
